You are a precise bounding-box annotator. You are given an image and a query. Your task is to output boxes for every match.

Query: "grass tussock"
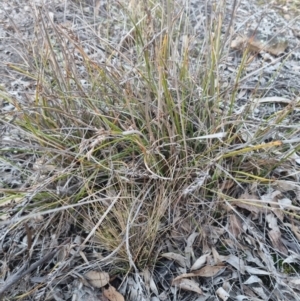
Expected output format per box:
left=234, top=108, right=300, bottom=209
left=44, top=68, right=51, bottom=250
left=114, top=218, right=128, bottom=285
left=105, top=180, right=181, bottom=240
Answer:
left=1, top=0, right=300, bottom=299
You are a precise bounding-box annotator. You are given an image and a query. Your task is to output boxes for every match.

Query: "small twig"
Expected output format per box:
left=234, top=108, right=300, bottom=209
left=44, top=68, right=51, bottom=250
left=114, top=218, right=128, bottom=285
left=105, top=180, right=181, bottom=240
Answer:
left=24, top=222, right=32, bottom=255
left=220, top=0, right=238, bottom=55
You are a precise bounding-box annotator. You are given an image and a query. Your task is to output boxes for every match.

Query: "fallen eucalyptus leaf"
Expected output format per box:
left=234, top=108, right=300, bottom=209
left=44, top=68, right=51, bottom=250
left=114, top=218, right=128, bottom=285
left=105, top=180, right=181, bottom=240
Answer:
left=84, top=270, right=109, bottom=288
left=216, top=287, right=229, bottom=301
left=172, top=278, right=203, bottom=294
left=161, top=252, right=186, bottom=267
left=103, top=285, right=125, bottom=301
left=191, top=253, right=210, bottom=271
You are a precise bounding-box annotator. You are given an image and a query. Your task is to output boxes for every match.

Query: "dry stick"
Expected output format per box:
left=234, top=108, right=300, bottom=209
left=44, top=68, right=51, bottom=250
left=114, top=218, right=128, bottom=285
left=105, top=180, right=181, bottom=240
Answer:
left=220, top=0, right=238, bottom=56
left=0, top=242, right=67, bottom=298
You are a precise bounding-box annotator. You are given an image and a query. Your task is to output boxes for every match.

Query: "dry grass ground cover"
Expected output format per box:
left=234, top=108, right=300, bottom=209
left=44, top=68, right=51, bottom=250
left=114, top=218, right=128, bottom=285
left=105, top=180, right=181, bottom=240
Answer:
left=1, top=0, right=300, bottom=300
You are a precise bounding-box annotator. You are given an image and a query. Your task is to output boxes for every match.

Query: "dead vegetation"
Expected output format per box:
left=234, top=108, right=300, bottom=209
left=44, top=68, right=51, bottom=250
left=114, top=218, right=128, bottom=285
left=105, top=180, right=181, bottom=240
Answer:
left=1, top=0, right=300, bottom=300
